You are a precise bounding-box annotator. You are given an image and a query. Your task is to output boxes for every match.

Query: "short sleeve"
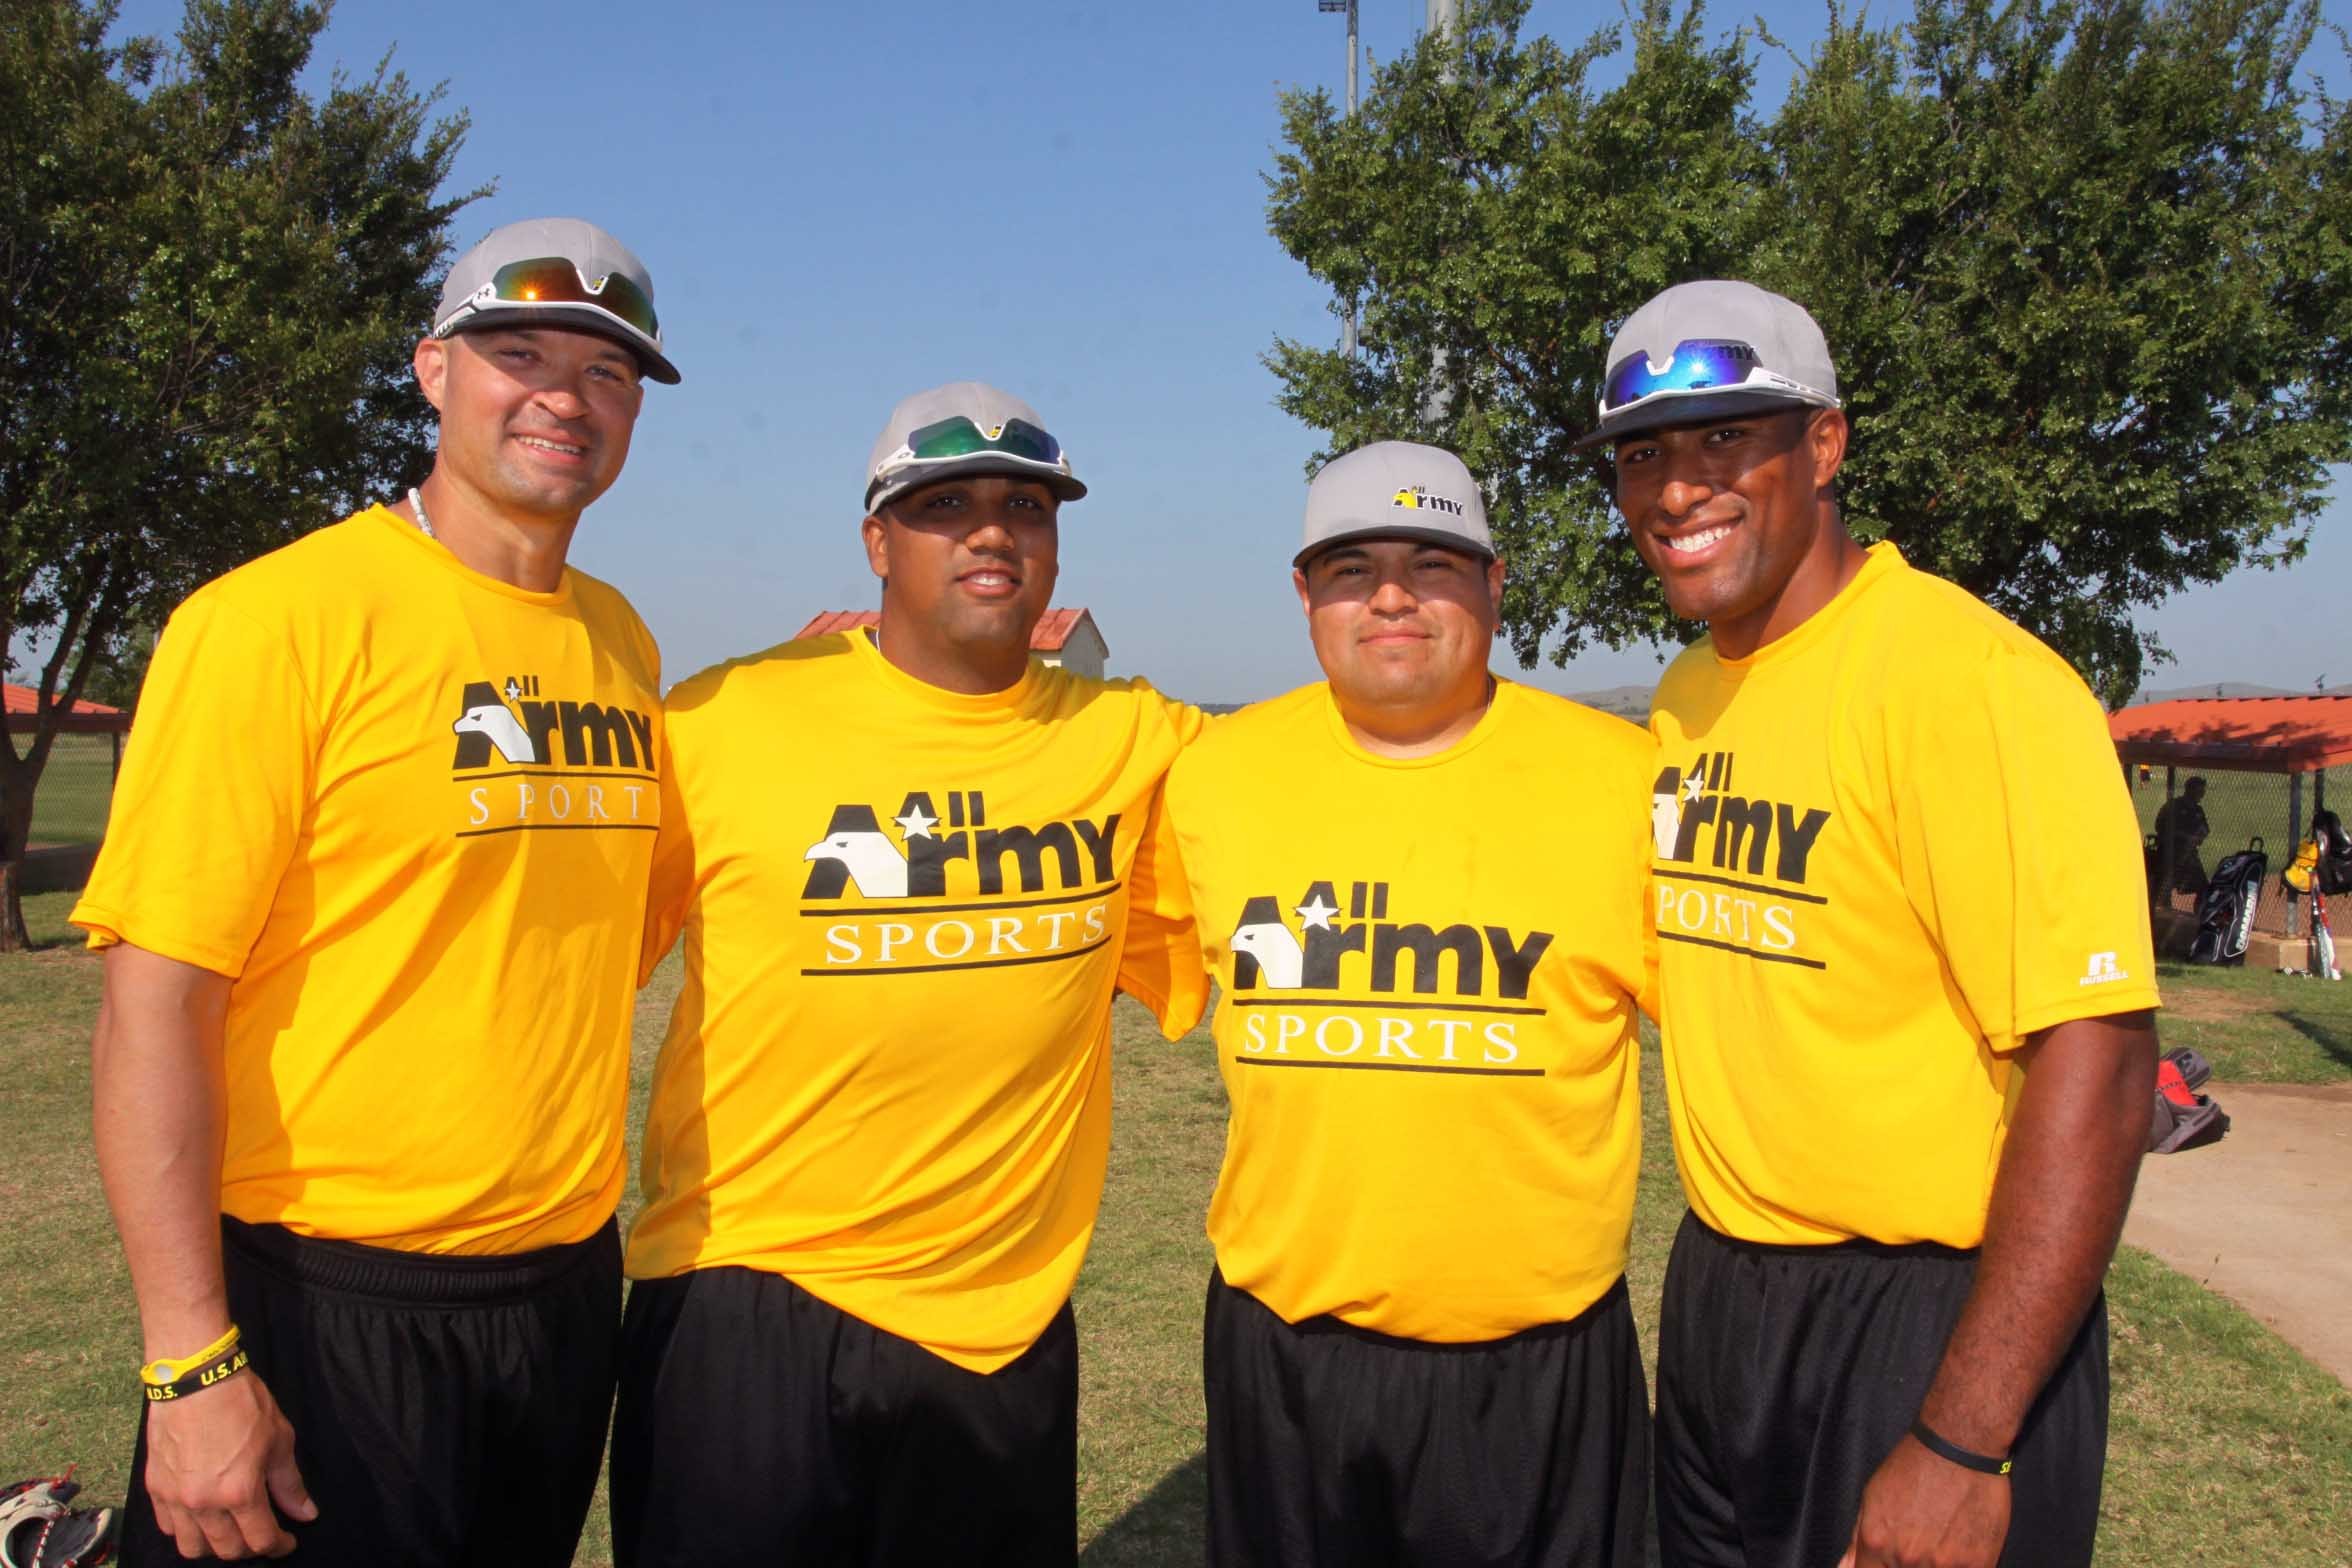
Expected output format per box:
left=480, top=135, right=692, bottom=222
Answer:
left=639, top=723, right=694, bottom=985
left=1115, top=779, right=1209, bottom=1039
left=1633, top=755, right=1663, bottom=1025
left=1894, top=647, right=2161, bottom=1052
left=70, top=591, right=319, bottom=977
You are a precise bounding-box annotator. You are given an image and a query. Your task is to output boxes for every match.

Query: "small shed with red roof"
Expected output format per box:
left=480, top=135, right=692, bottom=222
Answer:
left=2108, top=694, right=2352, bottom=779
left=2109, top=694, right=2349, bottom=946
left=793, top=607, right=1110, bottom=680
left=5, top=683, right=129, bottom=737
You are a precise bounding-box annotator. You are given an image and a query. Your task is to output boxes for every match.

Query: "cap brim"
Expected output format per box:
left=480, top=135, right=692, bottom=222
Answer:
left=441, top=305, right=681, bottom=385
left=1293, top=525, right=1497, bottom=570
left=866, top=454, right=1088, bottom=514
left=1571, top=388, right=1832, bottom=451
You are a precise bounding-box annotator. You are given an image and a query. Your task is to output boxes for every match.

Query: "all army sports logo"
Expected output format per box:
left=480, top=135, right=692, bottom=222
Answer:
left=450, top=675, right=658, bottom=836
left=1221, top=881, right=1556, bottom=1076
left=1651, top=750, right=1831, bottom=969
left=801, top=790, right=1124, bottom=977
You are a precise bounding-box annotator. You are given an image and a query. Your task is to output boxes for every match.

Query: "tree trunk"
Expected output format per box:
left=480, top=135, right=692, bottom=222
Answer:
left=0, top=856, right=29, bottom=953
left=0, top=754, right=42, bottom=952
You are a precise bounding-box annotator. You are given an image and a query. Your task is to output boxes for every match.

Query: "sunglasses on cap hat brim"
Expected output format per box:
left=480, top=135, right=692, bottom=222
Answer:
left=867, top=415, right=1080, bottom=506
left=1573, top=337, right=1839, bottom=449
left=435, top=256, right=677, bottom=382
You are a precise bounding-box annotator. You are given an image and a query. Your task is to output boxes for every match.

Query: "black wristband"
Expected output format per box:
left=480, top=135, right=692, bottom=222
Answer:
left=1910, top=1418, right=2012, bottom=1476
left=142, top=1345, right=251, bottom=1403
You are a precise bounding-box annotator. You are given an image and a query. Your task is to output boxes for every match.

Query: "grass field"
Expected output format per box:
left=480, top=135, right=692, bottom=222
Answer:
left=4, top=894, right=2349, bottom=1564
left=23, top=734, right=119, bottom=847
left=2153, top=958, right=2352, bottom=1083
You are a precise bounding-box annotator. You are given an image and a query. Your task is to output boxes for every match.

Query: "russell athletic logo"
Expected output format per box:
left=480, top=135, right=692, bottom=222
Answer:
left=1221, top=880, right=1554, bottom=1076
left=449, top=676, right=657, bottom=837
left=2080, top=951, right=2130, bottom=987
left=802, top=790, right=1123, bottom=977
left=1651, top=751, right=1832, bottom=969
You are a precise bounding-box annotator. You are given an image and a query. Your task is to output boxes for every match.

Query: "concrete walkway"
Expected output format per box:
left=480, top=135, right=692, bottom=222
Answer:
left=2123, top=1080, right=2352, bottom=1386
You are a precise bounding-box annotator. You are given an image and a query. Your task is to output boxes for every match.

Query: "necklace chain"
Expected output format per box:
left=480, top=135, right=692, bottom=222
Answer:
left=406, top=486, right=435, bottom=540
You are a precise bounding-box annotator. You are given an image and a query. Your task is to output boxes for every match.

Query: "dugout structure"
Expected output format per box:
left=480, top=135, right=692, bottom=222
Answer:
left=2110, top=695, right=2352, bottom=941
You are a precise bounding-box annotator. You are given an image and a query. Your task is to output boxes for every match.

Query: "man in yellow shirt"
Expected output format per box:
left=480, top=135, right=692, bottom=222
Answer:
left=1588, top=280, right=2160, bottom=1568
left=610, top=383, right=1200, bottom=1567
left=76, top=217, right=676, bottom=1567
left=1158, top=442, right=1657, bottom=1566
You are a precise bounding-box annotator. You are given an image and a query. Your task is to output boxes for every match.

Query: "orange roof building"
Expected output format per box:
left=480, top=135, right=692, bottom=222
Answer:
left=2111, top=694, right=2347, bottom=946
left=793, top=607, right=1110, bottom=680
left=2108, top=694, right=2352, bottom=774
left=5, top=682, right=129, bottom=735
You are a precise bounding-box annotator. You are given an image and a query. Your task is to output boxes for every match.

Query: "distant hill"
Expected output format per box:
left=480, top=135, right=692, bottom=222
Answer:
left=1566, top=683, right=1655, bottom=719
left=1196, top=681, right=2317, bottom=720
left=2132, top=682, right=2308, bottom=704
left=1191, top=691, right=1660, bottom=719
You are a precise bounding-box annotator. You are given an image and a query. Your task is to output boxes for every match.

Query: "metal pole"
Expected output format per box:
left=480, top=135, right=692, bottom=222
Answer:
left=1421, top=0, right=1462, bottom=427
left=1345, top=0, right=1358, bottom=359
left=2161, top=767, right=2178, bottom=910
left=1348, top=0, right=1358, bottom=115
left=1321, top=0, right=1362, bottom=359
left=2287, top=770, right=2304, bottom=939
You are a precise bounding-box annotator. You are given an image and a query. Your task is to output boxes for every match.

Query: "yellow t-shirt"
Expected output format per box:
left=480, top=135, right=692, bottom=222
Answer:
left=1160, top=681, right=1657, bottom=1341
left=72, top=505, right=662, bottom=1254
left=1648, top=543, right=2161, bottom=1247
left=627, top=629, right=1203, bottom=1372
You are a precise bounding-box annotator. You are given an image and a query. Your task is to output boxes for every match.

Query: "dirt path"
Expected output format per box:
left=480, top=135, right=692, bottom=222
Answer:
left=2123, top=1081, right=2352, bottom=1386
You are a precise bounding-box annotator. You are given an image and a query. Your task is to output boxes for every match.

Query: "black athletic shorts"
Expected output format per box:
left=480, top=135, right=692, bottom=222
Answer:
left=1203, top=1267, right=1650, bottom=1568
left=1655, top=1210, right=2109, bottom=1568
left=118, top=1213, right=622, bottom=1568
left=610, top=1266, right=1079, bottom=1568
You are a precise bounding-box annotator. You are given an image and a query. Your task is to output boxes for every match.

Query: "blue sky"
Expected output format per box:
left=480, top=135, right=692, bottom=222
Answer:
left=104, top=0, right=2351, bottom=703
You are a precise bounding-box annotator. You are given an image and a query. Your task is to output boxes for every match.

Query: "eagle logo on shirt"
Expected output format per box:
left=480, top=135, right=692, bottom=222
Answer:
left=801, top=791, right=1119, bottom=901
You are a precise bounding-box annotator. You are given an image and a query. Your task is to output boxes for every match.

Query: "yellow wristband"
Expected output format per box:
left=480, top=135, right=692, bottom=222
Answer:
left=140, top=1324, right=241, bottom=1388
left=143, top=1345, right=251, bottom=1403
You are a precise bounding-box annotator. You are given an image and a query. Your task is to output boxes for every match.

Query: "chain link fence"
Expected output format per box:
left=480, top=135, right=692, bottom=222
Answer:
left=2125, top=763, right=2344, bottom=937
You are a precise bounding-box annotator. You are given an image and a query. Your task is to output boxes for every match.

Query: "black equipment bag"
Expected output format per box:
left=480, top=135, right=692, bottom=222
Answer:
left=2188, top=837, right=2266, bottom=966
left=2317, top=810, right=2352, bottom=897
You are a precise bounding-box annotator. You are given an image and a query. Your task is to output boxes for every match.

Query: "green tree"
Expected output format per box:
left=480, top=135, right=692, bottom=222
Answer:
left=77, top=619, right=157, bottom=712
left=0, top=0, right=480, bottom=949
left=1264, top=0, right=2352, bottom=706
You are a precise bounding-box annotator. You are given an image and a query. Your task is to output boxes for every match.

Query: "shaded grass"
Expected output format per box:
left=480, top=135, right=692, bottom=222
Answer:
left=0, top=896, right=135, bottom=1497
left=2155, top=960, right=2352, bottom=1083
left=1071, top=1013, right=1227, bottom=1565
left=24, top=735, right=118, bottom=847
left=5, top=933, right=2347, bottom=1565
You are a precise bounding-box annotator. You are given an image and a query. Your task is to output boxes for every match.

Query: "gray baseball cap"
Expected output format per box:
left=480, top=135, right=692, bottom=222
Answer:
left=864, top=381, right=1086, bottom=512
left=433, top=217, right=680, bottom=384
left=1295, top=441, right=1493, bottom=568
left=1575, top=279, right=1839, bottom=449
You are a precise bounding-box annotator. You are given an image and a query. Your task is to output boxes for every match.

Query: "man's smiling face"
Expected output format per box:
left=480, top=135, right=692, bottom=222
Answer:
left=1612, top=406, right=1849, bottom=655
left=861, top=473, right=1061, bottom=686
left=1295, top=537, right=1502, bottom=718
left=417, top=326, right=645, bottom=521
